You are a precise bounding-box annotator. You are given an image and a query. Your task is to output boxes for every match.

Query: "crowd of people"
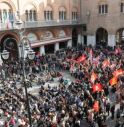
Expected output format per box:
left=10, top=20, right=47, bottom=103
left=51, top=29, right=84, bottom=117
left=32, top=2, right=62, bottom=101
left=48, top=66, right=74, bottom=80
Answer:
left=0, top=46, right=124, bottom=127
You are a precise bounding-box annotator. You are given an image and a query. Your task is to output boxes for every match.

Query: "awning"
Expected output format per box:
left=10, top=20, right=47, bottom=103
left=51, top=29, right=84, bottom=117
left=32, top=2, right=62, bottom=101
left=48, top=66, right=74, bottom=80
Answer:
left=31, top=37, right=71, bottom=48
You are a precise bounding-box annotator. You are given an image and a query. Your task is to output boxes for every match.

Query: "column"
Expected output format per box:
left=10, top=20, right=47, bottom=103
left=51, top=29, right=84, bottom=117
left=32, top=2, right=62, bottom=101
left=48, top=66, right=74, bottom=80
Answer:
left=1, top=10, right=3, bottom=23
left=31, top=10, right=33, bottom=21
left=47, top=11, right=49, bottom=20
left=28, top=11, right=30, bottom=21
left=81, top=36, right=84, bottom=45
left=87, top=35, right=96, bottom=47
left=0, top=53, right=3, bottom=66
left=7, top=10, right=9, bottom=21
left=78, top=34, right=81, bottom=44
left=55, top=42, right=59, bottom=52
left=108, top=34, right=116, bottom=47
left=40, top=45, right=45, bottom=55
left=67, top=39, right=72, bottom=47
left=18, top=44, right=22, bottom=58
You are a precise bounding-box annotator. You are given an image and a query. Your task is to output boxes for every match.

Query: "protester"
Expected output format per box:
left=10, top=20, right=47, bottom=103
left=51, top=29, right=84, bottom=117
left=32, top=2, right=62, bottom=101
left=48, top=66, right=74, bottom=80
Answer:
left=0, top=46, right=124, bottom=127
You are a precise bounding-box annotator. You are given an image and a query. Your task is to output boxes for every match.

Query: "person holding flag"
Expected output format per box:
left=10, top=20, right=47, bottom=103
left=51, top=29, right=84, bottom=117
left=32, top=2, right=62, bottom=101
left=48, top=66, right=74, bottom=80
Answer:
left=102, top=59, right=110, bottom=69
left=90, top=72, right=98, bottom=84
left=76, top=54, right=87, bottom=63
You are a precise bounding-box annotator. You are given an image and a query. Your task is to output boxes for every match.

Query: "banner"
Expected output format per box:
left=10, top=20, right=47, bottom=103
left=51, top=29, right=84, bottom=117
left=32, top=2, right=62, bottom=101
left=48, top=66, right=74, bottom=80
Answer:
left=93, top=101, right=99, bottom=112
left=109, top=77, right=118, bottom=86
left=77, top=54, right=86, bottom=63
left=91, top=72, right=98, bottom=83
left=113, top=69, right=123, bottom=78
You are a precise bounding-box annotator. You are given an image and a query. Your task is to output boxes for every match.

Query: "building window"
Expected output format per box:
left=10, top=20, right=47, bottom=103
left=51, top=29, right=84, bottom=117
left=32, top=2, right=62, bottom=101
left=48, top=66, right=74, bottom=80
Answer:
left=59, top=11, right=66, bottom=20
left=44, top=11, right=53, bottom=21
left=121, top=3, right=124, bottom=13
left=29, top=10, right=32, bottom=21
left=72, top=12, right=78, bottom=20
left=33, top=10, right=37, bottom=21
left=44, top=11, right=47, bottom=20
left=0, top=3, right=13, bottom=23
left=3, top=9, right=7, bottom=22
left=25, top=10, right=37, bottom=21
left=25, top=10, right=28, bottom=21
left=99, top=4, right=108, bottom=14
left=8, top=10, right=14, bottom=21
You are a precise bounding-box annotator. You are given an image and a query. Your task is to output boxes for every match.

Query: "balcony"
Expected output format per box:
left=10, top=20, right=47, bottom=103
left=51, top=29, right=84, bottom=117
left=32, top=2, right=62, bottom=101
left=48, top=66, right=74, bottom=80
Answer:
left=0, top=20, right=82, bottom=31
left=24, top=20, right=82, bottom=28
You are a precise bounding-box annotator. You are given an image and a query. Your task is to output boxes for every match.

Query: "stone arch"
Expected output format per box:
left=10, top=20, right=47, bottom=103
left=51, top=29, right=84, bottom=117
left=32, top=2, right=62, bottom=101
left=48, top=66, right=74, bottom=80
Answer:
left=58, top=30, right=66, bottom=38
left=42, top=31, right=54, bottom=40
left=0, top=32, right=19, bottom=42
left=96, top=27, right=108, bottom=46
left=0, top=0, right=16, bottom=11
left=98, top=0, right=108, bottom=5
left=59, top=6, right=66, bottom=11
left=0, top=2, right=12, bottom=10
left=0, top=33, right=19, bottom=59
left=72, top=7, right=78, bottom=12
left=22, top=2, right=38, bottom=13
left=26, top=32, right=38, bottom=43
left=44, top=5, right=53, bottom=11
left=116, top=28, right=124, bottom=45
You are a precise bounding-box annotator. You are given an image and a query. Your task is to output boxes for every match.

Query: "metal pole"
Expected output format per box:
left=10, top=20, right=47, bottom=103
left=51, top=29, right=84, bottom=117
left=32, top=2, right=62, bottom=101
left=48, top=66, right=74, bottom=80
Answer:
left=21, top=39, right=32, bottom=127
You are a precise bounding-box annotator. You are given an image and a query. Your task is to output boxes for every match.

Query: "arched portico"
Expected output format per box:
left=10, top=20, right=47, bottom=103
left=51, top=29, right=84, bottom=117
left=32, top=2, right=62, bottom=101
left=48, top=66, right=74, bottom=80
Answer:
left=0, top=34, right=18, bottom=60
left=96, top=27, right=108, bottom=47
left=116, top=28, right=124, bottom=45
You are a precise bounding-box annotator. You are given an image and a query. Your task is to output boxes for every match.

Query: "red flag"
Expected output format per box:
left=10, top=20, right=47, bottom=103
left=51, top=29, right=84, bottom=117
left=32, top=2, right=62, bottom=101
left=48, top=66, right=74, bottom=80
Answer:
left=102, top=59, right=110, bottom=69
left=77, top=55, right=86, bottom=63
left=113, top=69, right=123, bottom=77
left=92, top=83, right=103, bottom=93
left=91, top=72, right=98, bottom=83
left=109, top=77, right=118, bottom=86
left=93, top=101, right=99, bottom=112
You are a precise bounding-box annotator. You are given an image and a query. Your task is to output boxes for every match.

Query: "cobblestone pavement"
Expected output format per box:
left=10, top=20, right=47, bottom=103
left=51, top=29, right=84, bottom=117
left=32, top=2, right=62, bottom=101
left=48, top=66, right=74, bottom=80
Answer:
left=28, top=71, right=124, bottom=127
left=0, top=71, right=124, bottom=127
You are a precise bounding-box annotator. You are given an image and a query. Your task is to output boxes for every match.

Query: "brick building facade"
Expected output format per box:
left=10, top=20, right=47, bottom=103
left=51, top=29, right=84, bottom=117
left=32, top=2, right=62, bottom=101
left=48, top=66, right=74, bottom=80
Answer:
left=81, top=0, right=124, bottom=47
left=0, top=0, right=82, bottom=58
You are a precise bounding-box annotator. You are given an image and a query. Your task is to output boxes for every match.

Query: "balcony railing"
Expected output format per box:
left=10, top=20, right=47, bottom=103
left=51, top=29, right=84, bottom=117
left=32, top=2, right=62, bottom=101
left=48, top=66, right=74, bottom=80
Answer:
left=24, top=20, right=82, bottom=28
left=0, top=20, right=82, bottom=31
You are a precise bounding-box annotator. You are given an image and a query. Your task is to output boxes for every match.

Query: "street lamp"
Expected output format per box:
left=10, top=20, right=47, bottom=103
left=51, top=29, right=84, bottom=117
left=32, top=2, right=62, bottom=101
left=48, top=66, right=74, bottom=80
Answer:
left=14, top=19, right=35, bottom=127
left=27, top=49, right=35, bottom=60
left=0, top=49, right=9, bottom=86
left=1, top=50, right=9, bottom=60
left=20, top=39, right=35, bottom=127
